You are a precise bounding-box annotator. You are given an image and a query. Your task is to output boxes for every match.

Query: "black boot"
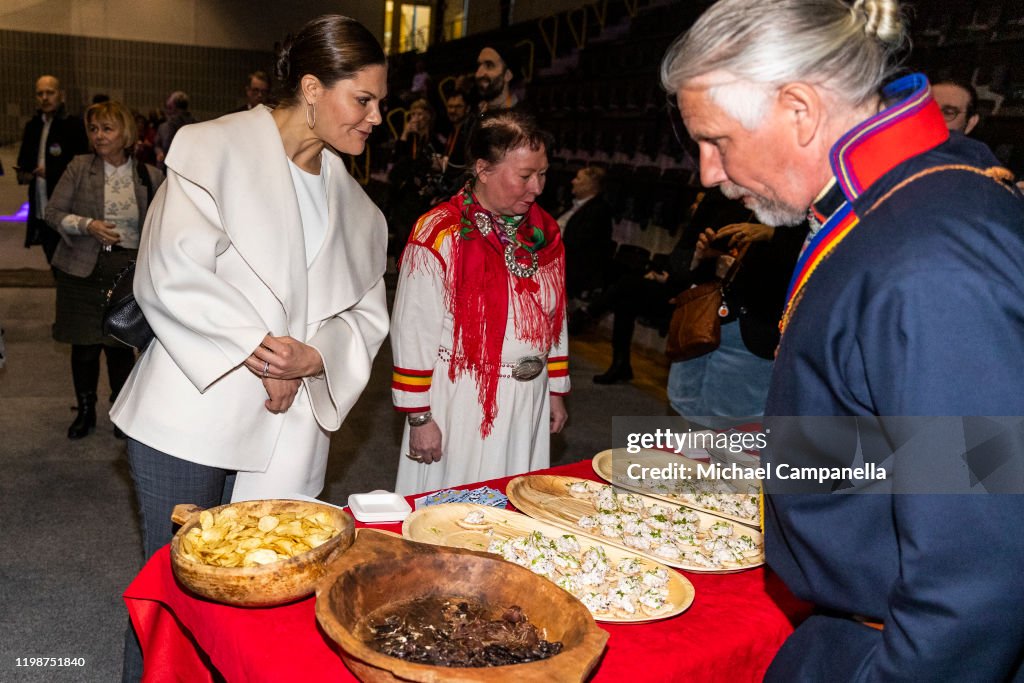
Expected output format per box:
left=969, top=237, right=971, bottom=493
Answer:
left=69, top=345, right=102, bottom=440
left=593, top=359, right=633, bottom=384
left=594, top=310, right=635, bottom=384
left=68, top=392, right=97, bottom=439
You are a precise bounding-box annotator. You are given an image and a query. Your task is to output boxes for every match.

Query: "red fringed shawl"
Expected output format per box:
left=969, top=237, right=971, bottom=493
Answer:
left=403, top=189, right=566, bottom=436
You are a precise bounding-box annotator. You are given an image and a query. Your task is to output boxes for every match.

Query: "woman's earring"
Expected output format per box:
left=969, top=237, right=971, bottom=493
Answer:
left=305, top=101, right=316, bottom=129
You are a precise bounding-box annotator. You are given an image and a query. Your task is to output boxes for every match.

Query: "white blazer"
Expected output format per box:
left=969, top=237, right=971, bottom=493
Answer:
left=111, top=106, right=389, bottom=487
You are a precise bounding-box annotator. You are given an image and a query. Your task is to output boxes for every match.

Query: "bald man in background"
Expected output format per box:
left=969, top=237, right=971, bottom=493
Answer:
left=16, top=75, right=88, bottom=262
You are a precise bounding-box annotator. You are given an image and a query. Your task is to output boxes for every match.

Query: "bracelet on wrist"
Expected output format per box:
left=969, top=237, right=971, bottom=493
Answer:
left=407, top=411, right=433, bottom=427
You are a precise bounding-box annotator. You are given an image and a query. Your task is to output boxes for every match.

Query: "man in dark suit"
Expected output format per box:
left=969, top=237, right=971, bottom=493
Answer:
left=559, top=166, right=614, bottom=301
left=16, top=75, right=88, bottom=263
left=441, top=93, right=470, bottom=170
left=435, top=92, right=472, bottom=197
left=662, top=1, right=1024, bottom=680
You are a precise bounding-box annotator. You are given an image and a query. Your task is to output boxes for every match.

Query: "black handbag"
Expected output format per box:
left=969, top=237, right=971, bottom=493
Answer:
left=103, top=262, right=154, bottom=350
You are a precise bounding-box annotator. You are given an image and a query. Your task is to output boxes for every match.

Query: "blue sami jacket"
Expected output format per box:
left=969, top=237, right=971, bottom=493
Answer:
left=763, top=74, right=1024, bottom=681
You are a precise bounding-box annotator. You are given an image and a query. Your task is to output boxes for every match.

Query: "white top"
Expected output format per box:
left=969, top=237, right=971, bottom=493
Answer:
left=556, top=196, right=592, bottom=233
left=103, top=160, right=141, bottom=248
left=34, top=115, right=53, bottom=218
left=58, top=158, right=141, bottom=248
left=288, top=156, right=328, bottom=267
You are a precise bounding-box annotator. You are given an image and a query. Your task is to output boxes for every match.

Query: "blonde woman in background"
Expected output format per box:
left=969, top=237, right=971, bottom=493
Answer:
left=45, top=100, right=164, bottom=439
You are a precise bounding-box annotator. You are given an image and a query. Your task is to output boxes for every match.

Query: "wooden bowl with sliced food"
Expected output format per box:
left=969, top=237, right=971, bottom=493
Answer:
left=315, top=529, right=609, bottom=682
left=169, top=499, right=354, bottom=607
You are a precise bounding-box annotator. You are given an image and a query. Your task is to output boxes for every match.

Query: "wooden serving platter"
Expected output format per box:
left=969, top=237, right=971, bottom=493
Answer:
left=402, top=502, right=695, bottom=623
left=506, top=475, right=764, bottom=573
left=592, top=448, right=761, bottom=527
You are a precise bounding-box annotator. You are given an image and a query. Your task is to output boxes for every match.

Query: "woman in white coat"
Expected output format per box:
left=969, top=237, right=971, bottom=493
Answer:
left=112, top=15, right=390, bottom=561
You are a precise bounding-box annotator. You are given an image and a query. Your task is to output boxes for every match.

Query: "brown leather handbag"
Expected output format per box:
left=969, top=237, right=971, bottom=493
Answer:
left=666, top=243, right=749, bottom=362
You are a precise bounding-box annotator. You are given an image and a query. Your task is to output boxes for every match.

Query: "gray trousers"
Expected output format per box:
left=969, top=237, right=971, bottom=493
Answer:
left=122, top=437, right=235, bottom=682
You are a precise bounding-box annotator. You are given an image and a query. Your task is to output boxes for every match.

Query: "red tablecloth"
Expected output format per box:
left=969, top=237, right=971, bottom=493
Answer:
left=124, top=460, right=809, bottom=682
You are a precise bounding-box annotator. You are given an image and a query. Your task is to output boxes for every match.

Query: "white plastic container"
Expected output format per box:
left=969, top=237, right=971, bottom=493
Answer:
left=346, top=490, right=413, bottom=523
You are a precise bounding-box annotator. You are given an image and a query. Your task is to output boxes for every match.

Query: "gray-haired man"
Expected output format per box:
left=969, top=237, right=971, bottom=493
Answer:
left=662, top=0, right=1024, bottom=679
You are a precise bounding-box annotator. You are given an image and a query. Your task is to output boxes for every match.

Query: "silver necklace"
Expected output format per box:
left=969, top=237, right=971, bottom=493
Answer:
left=475, top=212, right=539, bottom=278
left=504, top=242, right=539, bottom=278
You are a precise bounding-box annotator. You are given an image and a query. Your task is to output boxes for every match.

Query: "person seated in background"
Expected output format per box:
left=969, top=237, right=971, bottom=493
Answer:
left=559, top=166, right=614, bottom=303
left=432, top=92, right=474, bottom=201
left=930, top=78, right=1014, bottom=188
left=410, top=58, right=432, bottom=101
left=579, top=188, right=749, bottom=385
left=440, top=92, right=471, bottom=177
left=395, top=98, right=441, bottom=158
left=387, top=99, right=445, bottom=254
left=931, top=77, right=980, bottom=135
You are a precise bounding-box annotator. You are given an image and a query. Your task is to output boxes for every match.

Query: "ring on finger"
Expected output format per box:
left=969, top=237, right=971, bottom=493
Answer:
left=262, top=360, right=270, bottom=378
left=406, top=452, right=422, bottom=461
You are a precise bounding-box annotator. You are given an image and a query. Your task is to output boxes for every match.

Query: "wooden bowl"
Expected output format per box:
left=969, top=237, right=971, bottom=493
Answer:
left=169, top=499, right=355, bottom=607
left=315, top=529, right=609, bottom=682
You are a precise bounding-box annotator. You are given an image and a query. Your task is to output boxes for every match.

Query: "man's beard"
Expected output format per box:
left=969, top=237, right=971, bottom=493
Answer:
left=477, top=76, right=504, bottom=102
left=720, top=182, right=805, bottom=227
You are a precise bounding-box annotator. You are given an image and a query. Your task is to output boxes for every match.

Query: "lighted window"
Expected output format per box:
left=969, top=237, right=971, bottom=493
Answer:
left=384, top=2, right=432, bottom=55
left=400, top=4, right=432, bottom=53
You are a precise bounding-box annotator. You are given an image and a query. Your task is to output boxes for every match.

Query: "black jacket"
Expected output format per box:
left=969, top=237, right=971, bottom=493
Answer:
left=563, top=194, right=615, bottom=298
left=16, top=104, right=88, bottom=245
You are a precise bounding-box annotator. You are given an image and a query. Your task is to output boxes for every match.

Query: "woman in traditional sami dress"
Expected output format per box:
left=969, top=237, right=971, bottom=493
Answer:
left=391, top=109, right=569, bottom=495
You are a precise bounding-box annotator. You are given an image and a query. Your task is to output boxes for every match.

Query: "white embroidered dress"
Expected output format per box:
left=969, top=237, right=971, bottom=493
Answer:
left=392, top=212, right=569, bottom=496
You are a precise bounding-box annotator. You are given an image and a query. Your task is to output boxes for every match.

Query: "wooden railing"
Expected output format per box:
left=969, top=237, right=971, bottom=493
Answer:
left=386, top=107, right=408, bottom=140
left=347, top=148, right=371, bottom=186
left=516, top=39, right=536, bottom=82
left=437, top=75, right=456, bottom=103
